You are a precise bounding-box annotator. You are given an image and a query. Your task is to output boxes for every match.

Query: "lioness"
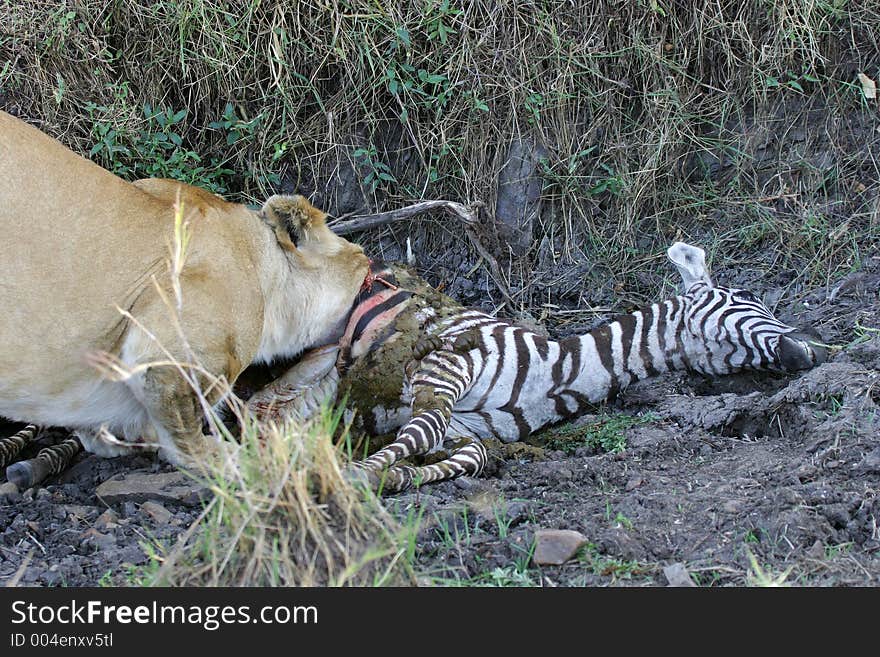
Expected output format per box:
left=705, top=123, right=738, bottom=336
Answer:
left=0, top=110, right=369, bottom=467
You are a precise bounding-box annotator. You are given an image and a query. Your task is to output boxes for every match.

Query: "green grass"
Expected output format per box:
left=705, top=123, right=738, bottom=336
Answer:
left=578, top=543, right=653, bottom=581
left=143, top=406, right=416, bottom=587
left=543, top=412, right=657, bottom=454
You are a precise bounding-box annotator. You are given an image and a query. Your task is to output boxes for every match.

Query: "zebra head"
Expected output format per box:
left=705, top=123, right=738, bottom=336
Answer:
left=667, top=242, right=827, bottom=374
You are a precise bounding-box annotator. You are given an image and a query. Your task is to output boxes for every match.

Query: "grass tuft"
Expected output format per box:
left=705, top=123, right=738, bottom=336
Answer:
left=147, top=406, right=415, bottom=587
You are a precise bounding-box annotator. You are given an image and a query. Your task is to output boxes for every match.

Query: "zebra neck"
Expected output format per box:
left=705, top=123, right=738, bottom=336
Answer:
left=557, top=297, right=695, bottom=400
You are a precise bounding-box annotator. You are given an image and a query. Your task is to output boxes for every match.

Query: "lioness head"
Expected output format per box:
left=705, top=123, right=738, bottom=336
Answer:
left=256, top=194, right=371, bottom=359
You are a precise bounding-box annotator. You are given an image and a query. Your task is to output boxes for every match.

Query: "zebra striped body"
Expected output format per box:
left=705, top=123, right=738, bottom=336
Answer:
left=249, top=242, right=825, bottom=492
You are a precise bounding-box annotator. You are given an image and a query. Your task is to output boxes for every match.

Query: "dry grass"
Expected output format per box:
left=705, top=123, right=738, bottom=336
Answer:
left=1, top=1, right=878, bottom=309
left=148, top=407, right=415, bottom=587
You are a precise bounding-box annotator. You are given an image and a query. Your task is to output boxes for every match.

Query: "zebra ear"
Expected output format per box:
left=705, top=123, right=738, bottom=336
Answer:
left=667, top=242, right=713, bottom=291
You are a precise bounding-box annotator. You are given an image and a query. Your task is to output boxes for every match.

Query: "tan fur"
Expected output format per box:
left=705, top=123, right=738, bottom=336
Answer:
left=0, top=110, right=369, bottom=466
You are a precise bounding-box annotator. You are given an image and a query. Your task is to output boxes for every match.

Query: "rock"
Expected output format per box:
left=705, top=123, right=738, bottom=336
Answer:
left=94, top=508, right=120, bottom=530
left=721, top=499, right=746, bottom=514
left=95, top=471, right=210, bottom=507
left=80, top=528, right=116, bottom=550
left=40, top=568, right=64, bottom=587
left=0, top=481, right=19, bottom=495
left=663, top=562, right=696, bottom=587
left=118, top=544, right=148, bottom=565
left=532, top=529, right=588, bottom=565
left=453, top=477, right=490, bottom=494
left=856, top=447, right=880, bottom=474
left=59, top=504, right=97, bottom=520
left=625, top=476, right=644, bottom=491
left=140, top=501, right=172, bottom=524
left=0, top=481, right=19, bottom=502
left=505, top=501, right=529, bottom=526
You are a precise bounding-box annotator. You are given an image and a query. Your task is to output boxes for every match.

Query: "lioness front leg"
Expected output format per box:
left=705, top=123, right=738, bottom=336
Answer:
left=139, top=364, right=226, bottom=471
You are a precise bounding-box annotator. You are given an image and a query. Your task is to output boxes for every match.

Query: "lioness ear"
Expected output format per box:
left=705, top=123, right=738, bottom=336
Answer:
left=260, top=195, right=325, bottom=251
left=667, top=242, right=713, bottom=291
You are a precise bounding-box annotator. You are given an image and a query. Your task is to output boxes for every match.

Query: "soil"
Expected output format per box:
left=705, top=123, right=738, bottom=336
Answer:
left=1, top=255, right=878, bottom=587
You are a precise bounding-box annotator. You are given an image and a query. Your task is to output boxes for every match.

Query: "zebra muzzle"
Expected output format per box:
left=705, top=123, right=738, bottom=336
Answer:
left=778, top=330, right=828, bottom=371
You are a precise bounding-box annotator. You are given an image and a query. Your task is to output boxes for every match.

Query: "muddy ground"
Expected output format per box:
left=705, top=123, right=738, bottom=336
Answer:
left=1, top=254, right=877, bottom=587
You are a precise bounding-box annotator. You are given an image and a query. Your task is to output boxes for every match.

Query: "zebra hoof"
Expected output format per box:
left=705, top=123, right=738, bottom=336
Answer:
left=6, top=460, right=36, bottom=490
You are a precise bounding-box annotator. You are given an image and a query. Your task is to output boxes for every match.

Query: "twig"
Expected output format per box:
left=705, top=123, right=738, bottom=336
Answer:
left=465, top=226, right=514, bottom=306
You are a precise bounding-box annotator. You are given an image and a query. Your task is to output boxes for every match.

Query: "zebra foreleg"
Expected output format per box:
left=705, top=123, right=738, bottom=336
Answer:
left=355, top=349, right=473, bottom=474
left=6, top=436, right=83, bottom=489
left=246, top=345, right=341, bottom=424
left=373, top=439, right=488, bottom=493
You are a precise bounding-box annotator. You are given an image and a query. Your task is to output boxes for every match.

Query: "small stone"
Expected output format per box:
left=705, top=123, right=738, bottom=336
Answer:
left=140, top=501, right=172, bottom=524
left=80, top=528, right=116, bottom=550
left=35, top=488, right=52, bottom=502
left=721, top=499, right=745, bottom=514
left=94, top=508, right=120, bottom=530
left=856, top=448, right=880, bottom=474
left=625, top=476, right=644, bottom=491
left=453, top=477, right=488, bottom=494
left=118, top=545, right=147, bottom=565
left=532, top=529, right=588, bottom=565
left=0, top=482, right=19, bottom=496
left=806, top=540, right=825, bottom=560
left=96, top=471, right=210, bottom=507
left=40, top=569, right=63, bottom=587
left=663, top=563, right=696, bottom=587
left=59, top=504, right=96, bottom=521
left=555, top=468, right=573, bottom=480
left=795, top=463, right=818, bottom=482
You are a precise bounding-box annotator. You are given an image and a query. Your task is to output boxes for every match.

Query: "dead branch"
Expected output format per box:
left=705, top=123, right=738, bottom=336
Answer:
left=328, top=200, right=481, bottom=235
left=328, top=200, right=515, bottom=307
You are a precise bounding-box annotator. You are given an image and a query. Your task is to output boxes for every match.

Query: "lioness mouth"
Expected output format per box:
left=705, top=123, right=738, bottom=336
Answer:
left=360, top=258, right=399, bottom=295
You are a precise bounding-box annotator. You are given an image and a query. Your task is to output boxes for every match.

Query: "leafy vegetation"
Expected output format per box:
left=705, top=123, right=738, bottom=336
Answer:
left=543, top=412, right=657, bottom=454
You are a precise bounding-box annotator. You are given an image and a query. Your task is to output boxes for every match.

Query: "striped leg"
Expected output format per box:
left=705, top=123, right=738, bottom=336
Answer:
left=6, top=436, right=83, bottom=489
left=0, top=424, right=39, bottom=468
left=354, top=348, right=473, bottom=474
left=376, top=439, right=488, bottom=493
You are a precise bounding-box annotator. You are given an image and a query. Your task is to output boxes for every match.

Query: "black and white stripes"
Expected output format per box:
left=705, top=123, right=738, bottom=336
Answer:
left=1, top=426, right=83, bottom=489
left=260, top=243, right=826, bottom=493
